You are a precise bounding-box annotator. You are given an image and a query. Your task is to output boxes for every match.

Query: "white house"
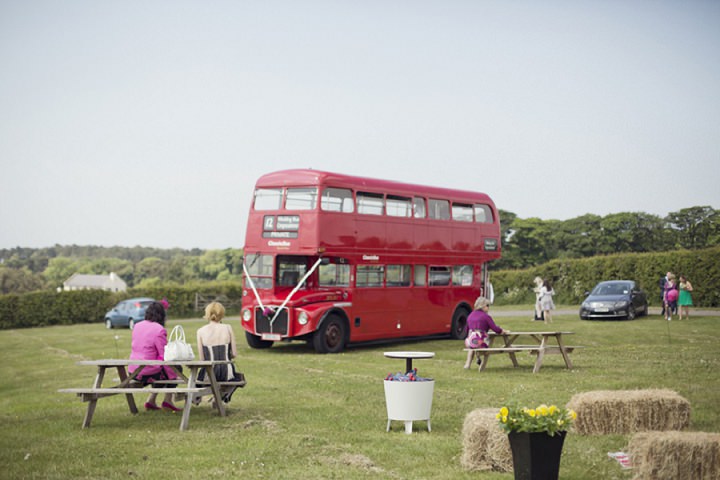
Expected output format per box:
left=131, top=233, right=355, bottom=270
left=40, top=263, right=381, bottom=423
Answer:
left=63, top=272, right=127, bottom=292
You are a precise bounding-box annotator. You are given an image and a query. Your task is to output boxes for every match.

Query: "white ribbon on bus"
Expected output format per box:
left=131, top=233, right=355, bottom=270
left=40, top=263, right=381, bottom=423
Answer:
left=242, top=258, right=324, bottom=329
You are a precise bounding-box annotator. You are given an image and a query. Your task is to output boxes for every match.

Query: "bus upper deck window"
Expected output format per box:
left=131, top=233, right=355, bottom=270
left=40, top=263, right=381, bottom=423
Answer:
left=386, top=195, right=412, bottom=217
left=413, top=197, right=426, bottom=218
left=428, top=199, right=450, bottom=220
left=474, top=204, right=494, bottom=223
left=452, top=203, right=473, bottom=222
left=321, top=188, right=354, bottom=213
left=254, top=188, right=283, bottom=210
left=357, top=192, right=384, bottom=215
left=286, top=187, right=318, bottom=210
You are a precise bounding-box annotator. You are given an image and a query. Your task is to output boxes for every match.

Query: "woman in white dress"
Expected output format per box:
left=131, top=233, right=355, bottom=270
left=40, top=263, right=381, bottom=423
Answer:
left=539, top=279, right=555, bottom=325
left=532, top=276, right=544, bottom=322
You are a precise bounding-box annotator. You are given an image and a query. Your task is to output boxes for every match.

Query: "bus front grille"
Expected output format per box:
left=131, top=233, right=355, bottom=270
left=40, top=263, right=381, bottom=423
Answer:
left=255, top=308, right=289, bottom=335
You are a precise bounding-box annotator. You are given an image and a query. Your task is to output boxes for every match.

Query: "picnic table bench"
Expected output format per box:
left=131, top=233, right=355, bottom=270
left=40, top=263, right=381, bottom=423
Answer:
left=464, top=331, right=583, bottom=373
left=58, top=359, right=243, bottom=431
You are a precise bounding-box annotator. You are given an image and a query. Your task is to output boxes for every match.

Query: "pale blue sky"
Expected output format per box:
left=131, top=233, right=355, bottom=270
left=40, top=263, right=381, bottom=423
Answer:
left=1, top=1, right=719, bottom=250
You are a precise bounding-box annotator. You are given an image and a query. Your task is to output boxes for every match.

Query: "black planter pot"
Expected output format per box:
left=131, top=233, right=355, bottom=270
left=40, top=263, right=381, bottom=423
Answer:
left=508, top=431, right=567, bottom=480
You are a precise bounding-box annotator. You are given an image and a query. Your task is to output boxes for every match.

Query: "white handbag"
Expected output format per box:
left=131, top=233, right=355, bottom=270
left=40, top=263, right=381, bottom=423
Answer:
left=164, top=325, right=195, bottom=361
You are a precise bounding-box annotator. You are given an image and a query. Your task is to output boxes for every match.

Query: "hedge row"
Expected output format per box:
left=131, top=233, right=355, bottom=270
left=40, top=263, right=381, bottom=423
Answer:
left=491, top=246, right=720, bottom=307
left=1, top=247, right=718, bottom=329
left=0, top=282, right=244, bottom=330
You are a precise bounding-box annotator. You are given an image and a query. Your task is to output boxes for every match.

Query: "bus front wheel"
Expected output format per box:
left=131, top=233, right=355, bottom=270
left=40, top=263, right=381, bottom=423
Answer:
left=245, top=331, right=274, bottom=349
left=313, top=315, right=347, bottom=354
left=451, top=308, right=470, bottom=340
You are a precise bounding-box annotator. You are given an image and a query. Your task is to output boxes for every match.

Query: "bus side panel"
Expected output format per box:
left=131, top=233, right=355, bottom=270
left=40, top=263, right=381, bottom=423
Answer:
left=348, top=287, right=398, bottom=342
left=453, top=223, right=477, bottom=252
left=317, top=213, right=356, bottom=249
left=355, top=217, right=386, bottom=250
left=386, top=217, right=418, bottom=253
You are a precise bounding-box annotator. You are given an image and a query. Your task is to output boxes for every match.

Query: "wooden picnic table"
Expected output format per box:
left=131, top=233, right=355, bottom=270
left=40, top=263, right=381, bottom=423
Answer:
left=464, top=331, right=581, bottom=373
left=58, top=359, right=239, bottom=431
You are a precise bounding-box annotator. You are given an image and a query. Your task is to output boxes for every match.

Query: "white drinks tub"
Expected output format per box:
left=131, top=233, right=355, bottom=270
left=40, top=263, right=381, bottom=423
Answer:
left=383, top=351, right=435, bottom=434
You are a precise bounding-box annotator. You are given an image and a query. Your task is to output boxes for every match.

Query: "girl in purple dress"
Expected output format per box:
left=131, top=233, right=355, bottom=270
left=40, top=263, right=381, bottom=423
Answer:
left=463, top=296, right=507, bottom=369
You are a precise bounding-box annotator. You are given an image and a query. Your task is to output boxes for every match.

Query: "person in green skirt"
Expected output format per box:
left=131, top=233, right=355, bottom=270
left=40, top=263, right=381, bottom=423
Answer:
left=678, top=275, right=694, bottom=320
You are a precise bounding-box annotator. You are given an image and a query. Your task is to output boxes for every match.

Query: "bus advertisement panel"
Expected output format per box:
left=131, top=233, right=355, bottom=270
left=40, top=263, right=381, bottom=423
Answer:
left=241, top=169, right=501, bottom=353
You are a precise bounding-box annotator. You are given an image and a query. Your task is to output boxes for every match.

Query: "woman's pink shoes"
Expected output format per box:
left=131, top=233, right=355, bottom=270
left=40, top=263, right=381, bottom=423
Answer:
left=161, top=401, right=181, bottom=412
left=145, top=401, right=181, bottom=412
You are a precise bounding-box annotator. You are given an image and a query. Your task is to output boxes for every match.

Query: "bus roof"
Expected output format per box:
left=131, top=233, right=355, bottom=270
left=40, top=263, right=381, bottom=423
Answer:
left=255, top=169, right=496, bottom=205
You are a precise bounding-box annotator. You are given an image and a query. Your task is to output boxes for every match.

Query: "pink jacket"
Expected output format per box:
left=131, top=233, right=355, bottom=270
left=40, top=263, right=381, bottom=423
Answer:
left=129, top=320, right=177, bottom=379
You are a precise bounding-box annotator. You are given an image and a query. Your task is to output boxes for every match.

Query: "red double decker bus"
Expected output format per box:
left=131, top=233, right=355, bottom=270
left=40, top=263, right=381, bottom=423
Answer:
left=240, top=169, right=501, bottom=353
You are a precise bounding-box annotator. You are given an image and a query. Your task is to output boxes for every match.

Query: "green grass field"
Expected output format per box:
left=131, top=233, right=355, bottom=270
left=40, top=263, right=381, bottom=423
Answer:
left=1, top=308, right=718, bottom=479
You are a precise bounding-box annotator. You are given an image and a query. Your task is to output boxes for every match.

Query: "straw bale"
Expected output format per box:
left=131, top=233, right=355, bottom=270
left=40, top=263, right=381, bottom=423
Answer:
left=460, top=408, right=512, bottom=472
left=628, top=431, right=720, bottom=480
left=567, top=389, right=690, bottom=435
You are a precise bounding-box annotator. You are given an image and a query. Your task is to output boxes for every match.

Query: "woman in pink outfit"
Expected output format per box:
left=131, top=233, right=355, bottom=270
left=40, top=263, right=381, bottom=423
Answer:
left=129, top=302, right=180, bottom=412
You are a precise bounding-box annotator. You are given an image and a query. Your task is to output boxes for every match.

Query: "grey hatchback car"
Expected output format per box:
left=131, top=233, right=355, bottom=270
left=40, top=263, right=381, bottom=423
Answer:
left=579, top=281, right=648, bottom=320
left=104, top=297, right=155, bottom=329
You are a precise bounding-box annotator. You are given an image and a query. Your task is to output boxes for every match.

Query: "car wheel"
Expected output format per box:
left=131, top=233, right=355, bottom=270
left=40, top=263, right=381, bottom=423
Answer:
left=129, top=319, right=135, bottom=330
left=313, top=314, right=347, bottom=354
left=245, top=331, right=274, bottom=349
left=105, top=319, right=113, bottom=329
left=451, top=307, right=470, bottom=340
left=626, top=306, right=636, bottom=320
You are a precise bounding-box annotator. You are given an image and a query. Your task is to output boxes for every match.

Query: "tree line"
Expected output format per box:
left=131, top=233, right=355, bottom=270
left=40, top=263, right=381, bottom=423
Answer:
left=1, top=205, right=717, bottom=294
left=0, top=246, right=244, bottom=294
left=493, top=206, right=719, bottom=270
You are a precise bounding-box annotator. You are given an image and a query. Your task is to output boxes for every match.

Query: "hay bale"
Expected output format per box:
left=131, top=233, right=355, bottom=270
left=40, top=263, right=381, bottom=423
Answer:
left=460, top=408, right=512, bottom=472
left=628, top=431, right=720, bottom=480
left=567, top=389, right=690, bottom=435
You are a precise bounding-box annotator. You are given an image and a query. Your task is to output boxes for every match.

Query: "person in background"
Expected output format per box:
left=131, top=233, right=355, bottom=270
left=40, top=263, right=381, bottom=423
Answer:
left=539, top=279, right=555, bottom=325
left=663, top=273, right=678, bottom=321
left=129, top=302, right=180, bottom=412
left=196, top=302, right=244, bottom=405
left=486, top=273, right=495, bottom=305
left=659, top=272, right=669, bottom=317
left=532, top=276, right=544, bottom=322
left=678, top=275, right=694, bottom=321
left=463, top=296, right=508, bottom=369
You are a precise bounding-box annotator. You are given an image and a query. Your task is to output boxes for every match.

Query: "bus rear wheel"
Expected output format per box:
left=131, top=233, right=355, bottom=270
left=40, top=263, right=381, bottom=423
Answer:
left=245, top=331, right=274, bottom=349
left=313, top=315, right=347, bottom=354
left=451, top=307, right=470, bottom=340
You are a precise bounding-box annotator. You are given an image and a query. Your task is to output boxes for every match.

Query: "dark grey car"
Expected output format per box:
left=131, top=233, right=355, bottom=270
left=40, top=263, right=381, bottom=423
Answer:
left=104, top=297, right=155, bottom=329
left=579, top=281, right=648, bottom=320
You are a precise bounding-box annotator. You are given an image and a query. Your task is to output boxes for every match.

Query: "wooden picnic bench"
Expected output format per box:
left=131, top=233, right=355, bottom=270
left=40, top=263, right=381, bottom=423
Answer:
left=464, top=331, right=583, bottom=373
left=58, top=359, right=241, bottom=431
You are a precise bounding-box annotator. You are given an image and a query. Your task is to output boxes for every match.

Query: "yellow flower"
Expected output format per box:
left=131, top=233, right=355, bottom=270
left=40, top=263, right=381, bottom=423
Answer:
left=527, top=409, right=536, bottom=417
left=537, top=405, right=549, bottom=416
left=549, top=405, right=558, bottom=414
left=502, top=416, right=508, bottom=423
left=500, top=406, right=509, bottom=417
left=570, top=410, right=577, bottom=420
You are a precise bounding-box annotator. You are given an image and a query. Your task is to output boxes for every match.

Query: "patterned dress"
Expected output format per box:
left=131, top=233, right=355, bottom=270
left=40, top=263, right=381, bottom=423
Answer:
left=197, top=344, right=245, bottom=402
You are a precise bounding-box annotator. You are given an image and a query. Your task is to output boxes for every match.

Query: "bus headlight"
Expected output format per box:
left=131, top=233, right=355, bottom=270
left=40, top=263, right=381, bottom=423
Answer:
left=242, top=309, right=252, bottom=322
left=298, top=311, right=309, bottom=325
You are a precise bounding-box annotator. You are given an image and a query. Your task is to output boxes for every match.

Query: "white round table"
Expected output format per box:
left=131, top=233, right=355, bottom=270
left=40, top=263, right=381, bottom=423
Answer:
left=383, top=351, right=435, bottom=374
